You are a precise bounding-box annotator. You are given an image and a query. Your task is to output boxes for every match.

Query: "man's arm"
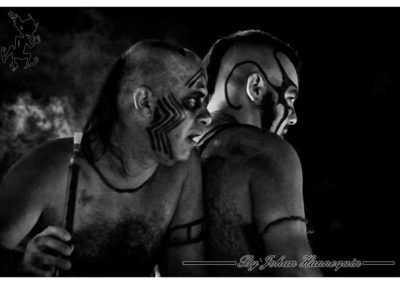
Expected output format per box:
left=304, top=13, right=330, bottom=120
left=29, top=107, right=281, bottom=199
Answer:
left=158, top=152, right=206, bottom=276
left=250, top=134, right=322, bottom=276
left=0, top=140, right=73, bottom=276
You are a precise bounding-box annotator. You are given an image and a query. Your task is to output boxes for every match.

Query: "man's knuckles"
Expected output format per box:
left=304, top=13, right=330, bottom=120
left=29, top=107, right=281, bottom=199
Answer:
left=35, top=236, right=72, bottom=255
left=30, top=251, right=71, bottom=271
left=40, top=226, right=71, bottom=242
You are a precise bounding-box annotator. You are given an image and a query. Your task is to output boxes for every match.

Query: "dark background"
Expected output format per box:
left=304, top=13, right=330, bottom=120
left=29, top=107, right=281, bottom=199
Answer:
left=0, top=8, right=399, bottom=276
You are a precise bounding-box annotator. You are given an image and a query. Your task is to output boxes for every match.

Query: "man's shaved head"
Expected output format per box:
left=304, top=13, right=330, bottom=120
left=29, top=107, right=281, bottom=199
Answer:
left=117, top=40, right=204, bottom=109
left=204, top=30, right=300, bottom=98
left=204, top=30, right=300, bottom=136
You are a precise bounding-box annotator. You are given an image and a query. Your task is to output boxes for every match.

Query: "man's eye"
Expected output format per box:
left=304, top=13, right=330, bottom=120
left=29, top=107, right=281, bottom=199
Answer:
left=184, top=97, right=201, bottom=110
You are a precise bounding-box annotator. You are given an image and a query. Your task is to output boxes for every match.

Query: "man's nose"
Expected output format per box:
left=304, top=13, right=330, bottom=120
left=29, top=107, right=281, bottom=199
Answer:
left=288, top=109, right=297, bottom=126
left=197, top=108, right=212, bottom=126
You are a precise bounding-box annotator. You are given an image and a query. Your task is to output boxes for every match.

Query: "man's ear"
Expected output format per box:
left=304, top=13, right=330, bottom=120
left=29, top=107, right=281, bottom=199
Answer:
left=132, top=86, right=155, bottom=118
left=246, top=73, right=266, bottom=105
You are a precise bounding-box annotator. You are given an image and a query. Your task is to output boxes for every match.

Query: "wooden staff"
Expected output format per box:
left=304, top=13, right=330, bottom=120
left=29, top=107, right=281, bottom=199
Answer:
left=55, top=132, right=82, bottom=277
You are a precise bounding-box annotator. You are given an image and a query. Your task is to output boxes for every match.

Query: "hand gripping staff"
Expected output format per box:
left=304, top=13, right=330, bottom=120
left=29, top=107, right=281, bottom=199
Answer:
left=55, top=132, right=82, bottom=276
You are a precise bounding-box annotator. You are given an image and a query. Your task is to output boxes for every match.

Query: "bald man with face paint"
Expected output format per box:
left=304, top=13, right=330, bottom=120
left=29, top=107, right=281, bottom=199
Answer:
left=198, top=30, right=321, bottom=276
left=0, top=40, right=211, bottom=276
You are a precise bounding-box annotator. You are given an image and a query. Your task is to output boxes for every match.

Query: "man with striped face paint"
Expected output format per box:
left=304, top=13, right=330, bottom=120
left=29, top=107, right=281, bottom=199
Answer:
left=260, top=51, right=298, bottom=136
left=0, top=40, right=211, bottom=276
left=198, top=30, right=321, bottom=276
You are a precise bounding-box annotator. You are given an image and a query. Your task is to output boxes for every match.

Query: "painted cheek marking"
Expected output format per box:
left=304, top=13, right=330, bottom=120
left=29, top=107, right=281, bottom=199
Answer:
left=147, top=93, right=186, bottom=159
left=271, top=51, right=297, bottom=134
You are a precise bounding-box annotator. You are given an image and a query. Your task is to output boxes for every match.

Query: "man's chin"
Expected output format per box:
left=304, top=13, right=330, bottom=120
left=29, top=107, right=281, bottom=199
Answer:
left=174, top=149, right=192, bottom=162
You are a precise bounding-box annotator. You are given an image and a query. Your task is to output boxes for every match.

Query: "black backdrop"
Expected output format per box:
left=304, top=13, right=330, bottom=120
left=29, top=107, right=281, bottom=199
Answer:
left=0, top=7, right=399, bottom=276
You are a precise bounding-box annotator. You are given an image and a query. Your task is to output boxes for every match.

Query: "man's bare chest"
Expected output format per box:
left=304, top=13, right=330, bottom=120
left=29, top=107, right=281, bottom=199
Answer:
left=43, top=163, right=183, bottom=275
left=70, top=204, right=166, bottom=275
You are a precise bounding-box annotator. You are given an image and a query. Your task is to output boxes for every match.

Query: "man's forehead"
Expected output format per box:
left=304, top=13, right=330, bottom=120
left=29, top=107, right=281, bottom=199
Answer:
left=258, top=49, right=298, bottom=89
left=166, top=53, right=206, bottom=84
left=275, top=52, right=298, bottom=88
left=167, top=64, right=207, bottom=101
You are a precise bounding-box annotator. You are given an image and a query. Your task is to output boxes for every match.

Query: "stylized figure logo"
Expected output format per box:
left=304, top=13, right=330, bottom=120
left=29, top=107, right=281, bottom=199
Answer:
left=1, top=11, right=41, bottom=72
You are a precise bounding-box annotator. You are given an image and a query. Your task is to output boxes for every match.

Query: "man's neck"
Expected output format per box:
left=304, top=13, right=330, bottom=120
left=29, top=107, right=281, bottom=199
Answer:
left=208, top=98, right=261, bottom=128
left=92, top=126, right=159, bottom=190
left=197, top=112, right=239, bottom=145
left=210, top=112, right=239, bottom=128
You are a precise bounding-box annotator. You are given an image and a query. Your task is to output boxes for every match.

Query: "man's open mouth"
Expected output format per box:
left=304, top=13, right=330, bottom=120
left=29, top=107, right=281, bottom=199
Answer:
left=187, top=134, right=201, bottom=144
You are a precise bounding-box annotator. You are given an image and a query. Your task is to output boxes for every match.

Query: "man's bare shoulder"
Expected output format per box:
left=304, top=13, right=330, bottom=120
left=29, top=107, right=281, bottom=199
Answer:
left=9, top=137, right=72, bottom=172
left=201, top=125, right=299, bottom=165
left=1, top=138, right=73, bottom=193
left=0, top=138, right=74, bottom=247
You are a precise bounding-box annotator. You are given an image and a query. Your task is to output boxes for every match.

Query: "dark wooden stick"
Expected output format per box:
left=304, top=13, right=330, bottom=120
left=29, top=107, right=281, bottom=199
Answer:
left=55, top=132, right=82, bottom=277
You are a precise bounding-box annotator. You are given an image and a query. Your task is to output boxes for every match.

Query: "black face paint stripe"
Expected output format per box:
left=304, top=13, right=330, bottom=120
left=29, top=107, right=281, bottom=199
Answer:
left=274, top=107, right=289, bottom=134
left=150, top=98, right=172, bottom=156
left=156, top=99, right=172, bottom=155
left=159, top=96, right=186, bottom=158
left=224, top=61, right=250, bottom=110
left=225, top=60, right=287, bottom=110
left=185, top=68, right=206, bottom=88
left=147, top=94, right=186, bottom=158
left=160, top=97, right=183, bottom=156
left=163, top=96, right=186, bottom=134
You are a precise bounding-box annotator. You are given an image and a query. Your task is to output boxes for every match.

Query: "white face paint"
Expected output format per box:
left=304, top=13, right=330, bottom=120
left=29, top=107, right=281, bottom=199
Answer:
left=266, top=52, right=299, bottom=136
left=270, top=87, right=298, bottom=135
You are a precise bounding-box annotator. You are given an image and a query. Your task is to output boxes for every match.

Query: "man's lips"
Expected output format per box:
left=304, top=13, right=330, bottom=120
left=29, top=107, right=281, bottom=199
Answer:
left=187, top=133, right=203, bottom=144
left=282, top=126, right=289, bottom=135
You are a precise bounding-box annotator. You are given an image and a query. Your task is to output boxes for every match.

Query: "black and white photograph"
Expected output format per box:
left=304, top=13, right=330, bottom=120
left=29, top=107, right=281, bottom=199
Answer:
left=0, top=6, right=399, bottom=277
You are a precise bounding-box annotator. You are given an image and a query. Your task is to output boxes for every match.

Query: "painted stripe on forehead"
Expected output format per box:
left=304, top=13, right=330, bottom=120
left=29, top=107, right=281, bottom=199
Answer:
left=272, top=51, right=297, bottom=96
left=185, top=68, right=206, bottom=89
left=276, top=52, right=298, bottom=87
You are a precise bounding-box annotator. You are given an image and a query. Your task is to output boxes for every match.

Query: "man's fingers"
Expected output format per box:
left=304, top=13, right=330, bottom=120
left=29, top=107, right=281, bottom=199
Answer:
left=42, top=254, right=71, bottom=271
left=21, top=227, right=73, bottom=276
left=36, top=236, right=73, bottom=256
left=38, top=226, right=71, bottom=242
left=24, top=265, right=54, bottom=277
left=32, top=252, right=71, bottom=271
